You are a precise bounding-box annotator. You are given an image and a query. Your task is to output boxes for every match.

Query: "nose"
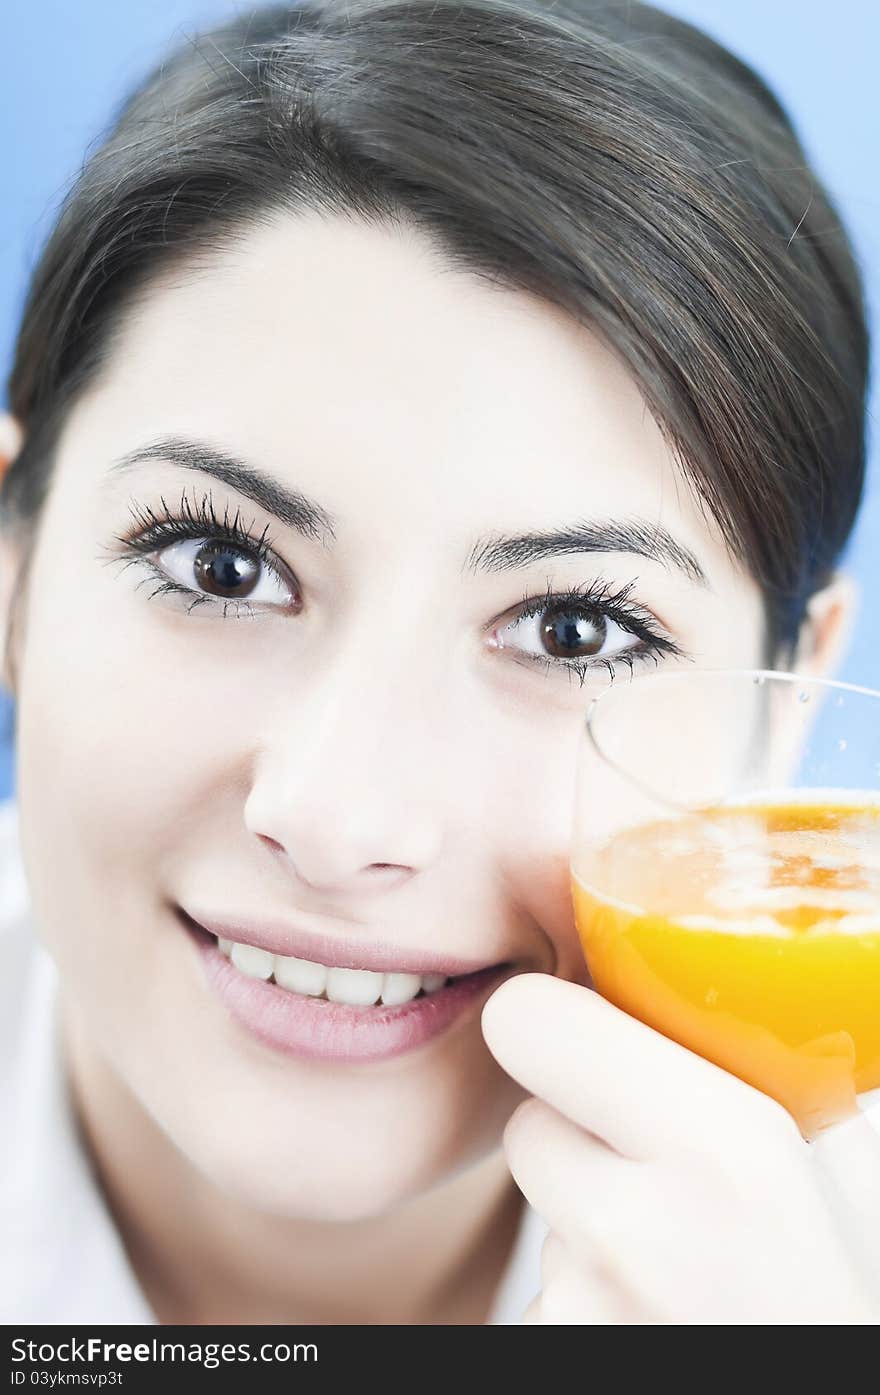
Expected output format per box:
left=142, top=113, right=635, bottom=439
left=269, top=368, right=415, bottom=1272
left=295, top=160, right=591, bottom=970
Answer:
left=244, top=645, right=451, bottom=903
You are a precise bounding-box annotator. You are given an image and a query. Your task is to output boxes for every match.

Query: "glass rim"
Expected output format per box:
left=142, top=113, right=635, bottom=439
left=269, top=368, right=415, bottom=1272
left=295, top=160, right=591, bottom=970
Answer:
left=582, top=665, right=880, bottom=811
left=585, top=665, right=880, bottom=734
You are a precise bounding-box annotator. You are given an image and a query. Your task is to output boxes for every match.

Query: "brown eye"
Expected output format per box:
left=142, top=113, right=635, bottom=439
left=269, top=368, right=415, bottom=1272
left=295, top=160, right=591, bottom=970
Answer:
left=154, top=537, right=295, bottom=609
left=193, top=541, right=261, bottom=599
left=539, top=605, right=607, bottom=658
left=492, top=596, right=639, bottom=671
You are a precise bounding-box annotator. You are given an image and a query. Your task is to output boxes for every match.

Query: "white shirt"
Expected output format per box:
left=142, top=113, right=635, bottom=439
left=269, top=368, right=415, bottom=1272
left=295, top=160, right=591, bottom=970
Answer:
left=0, top=798, right=547, bottom=1324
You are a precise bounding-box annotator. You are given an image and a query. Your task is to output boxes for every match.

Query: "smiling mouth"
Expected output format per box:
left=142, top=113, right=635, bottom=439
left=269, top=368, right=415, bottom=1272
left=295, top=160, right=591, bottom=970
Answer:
left=180, top=911, right=511, bottom=1010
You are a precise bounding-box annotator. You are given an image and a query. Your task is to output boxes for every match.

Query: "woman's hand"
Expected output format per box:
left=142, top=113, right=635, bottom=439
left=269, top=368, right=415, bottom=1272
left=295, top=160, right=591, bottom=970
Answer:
left=481, top=973, right=880, bottom=1324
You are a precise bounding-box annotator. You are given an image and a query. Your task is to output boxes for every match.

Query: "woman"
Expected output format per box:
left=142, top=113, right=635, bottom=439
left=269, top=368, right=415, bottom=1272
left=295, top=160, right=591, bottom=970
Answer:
left=0, top=0, right=876, bottom=1324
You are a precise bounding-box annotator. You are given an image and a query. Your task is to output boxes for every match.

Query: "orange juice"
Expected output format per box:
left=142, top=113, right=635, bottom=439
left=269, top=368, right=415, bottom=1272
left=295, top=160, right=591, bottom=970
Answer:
left=571, top=798, right=880, bottom=1138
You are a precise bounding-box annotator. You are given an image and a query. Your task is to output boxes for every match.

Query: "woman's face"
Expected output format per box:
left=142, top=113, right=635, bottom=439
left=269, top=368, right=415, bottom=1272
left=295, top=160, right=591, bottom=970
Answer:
left=2, top=212, right=766, bottom=1219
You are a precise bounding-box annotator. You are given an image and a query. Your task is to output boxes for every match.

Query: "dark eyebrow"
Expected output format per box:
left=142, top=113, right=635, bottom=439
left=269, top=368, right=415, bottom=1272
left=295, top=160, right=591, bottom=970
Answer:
left=464, top=518, right=709, bottom=587
left=107, top=436, right=337, bottom=545
left=107, top=437, right=706, bottom=587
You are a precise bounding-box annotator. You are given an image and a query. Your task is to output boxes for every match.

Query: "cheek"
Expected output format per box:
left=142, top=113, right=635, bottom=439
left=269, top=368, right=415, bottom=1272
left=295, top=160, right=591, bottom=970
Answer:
left=16, top=611, right=213, bottom=895
left=12, top=524, right=264, bottom=1015
left=491, top=711, right=593, bottom=988
left=15, top=513, right=278, bottom=886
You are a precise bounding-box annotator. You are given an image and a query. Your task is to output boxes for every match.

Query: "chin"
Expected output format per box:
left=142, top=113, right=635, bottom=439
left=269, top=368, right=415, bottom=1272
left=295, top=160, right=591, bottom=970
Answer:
left=166, top=1112, right=484, bottom=1222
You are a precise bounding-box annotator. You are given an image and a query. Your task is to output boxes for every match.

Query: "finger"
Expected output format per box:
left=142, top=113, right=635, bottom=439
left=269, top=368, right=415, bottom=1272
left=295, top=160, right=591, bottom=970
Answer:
left=504, top=1097, right=717, bottom=1320
left=504, top=1096, right=643, bottom=1258
left=483, top=972, right=799, bottom=1160
left=504, top=1097, right=873, bottom=1323
left=540, top=1228, right=639, bottom=1324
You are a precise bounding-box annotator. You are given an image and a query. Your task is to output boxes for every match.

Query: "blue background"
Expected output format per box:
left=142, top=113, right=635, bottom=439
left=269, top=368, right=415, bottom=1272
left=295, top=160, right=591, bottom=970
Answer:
left=0, top=1, right=877, bottom=800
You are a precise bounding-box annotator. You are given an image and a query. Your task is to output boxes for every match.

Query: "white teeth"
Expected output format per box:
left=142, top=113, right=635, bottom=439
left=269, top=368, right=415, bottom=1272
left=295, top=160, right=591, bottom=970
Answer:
left=380, top=972, right=423, bottom=1006
left=273, top=954, right=328, bottom=996
left=325, top=966, right=384, bottom=1006
left=217, top=936, right=453, bottom=1002
left=230, top=942, right=274, bottom=980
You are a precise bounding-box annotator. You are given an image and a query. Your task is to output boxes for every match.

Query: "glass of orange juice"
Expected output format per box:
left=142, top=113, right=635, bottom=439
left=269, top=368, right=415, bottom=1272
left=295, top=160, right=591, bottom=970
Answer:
left=571, top=667, right=880, bottom=1142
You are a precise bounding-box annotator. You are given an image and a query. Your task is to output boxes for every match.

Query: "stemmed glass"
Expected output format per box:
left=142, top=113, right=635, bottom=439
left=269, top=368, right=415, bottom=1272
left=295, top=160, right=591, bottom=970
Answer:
left=570, top=667, right=880, bottom=1143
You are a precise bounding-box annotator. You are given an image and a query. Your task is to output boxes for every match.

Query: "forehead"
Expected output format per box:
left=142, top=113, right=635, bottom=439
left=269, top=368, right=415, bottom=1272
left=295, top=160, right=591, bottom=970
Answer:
left=66, top=210, right=733, bottom=575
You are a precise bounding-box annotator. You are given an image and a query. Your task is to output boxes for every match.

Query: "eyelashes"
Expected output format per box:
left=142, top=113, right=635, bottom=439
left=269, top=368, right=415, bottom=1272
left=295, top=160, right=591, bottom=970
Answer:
left=104, top=488, right=297, bottom=619
left=103, top=487, right=686, bottom=684
left=499, top=577, right=685, bottom=687
left=116, top=488, right=282, bottom=579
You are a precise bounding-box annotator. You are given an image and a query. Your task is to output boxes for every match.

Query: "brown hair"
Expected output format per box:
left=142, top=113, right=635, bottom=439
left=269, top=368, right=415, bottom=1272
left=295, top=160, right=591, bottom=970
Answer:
left=1, top=0, right=870, bottom=680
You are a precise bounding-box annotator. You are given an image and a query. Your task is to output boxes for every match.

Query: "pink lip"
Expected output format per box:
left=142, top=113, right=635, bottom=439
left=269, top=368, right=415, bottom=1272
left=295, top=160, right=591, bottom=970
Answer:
left=182, top=917, right=516, bottom=1064
left=181, top=906, right=499, bottom=977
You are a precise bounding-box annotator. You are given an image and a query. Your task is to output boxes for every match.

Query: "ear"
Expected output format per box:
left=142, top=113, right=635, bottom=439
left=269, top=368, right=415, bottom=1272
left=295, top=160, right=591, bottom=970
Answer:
left=0, top=411, right=26, bottom=695
left=789, top=570, right=859, bottom=681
